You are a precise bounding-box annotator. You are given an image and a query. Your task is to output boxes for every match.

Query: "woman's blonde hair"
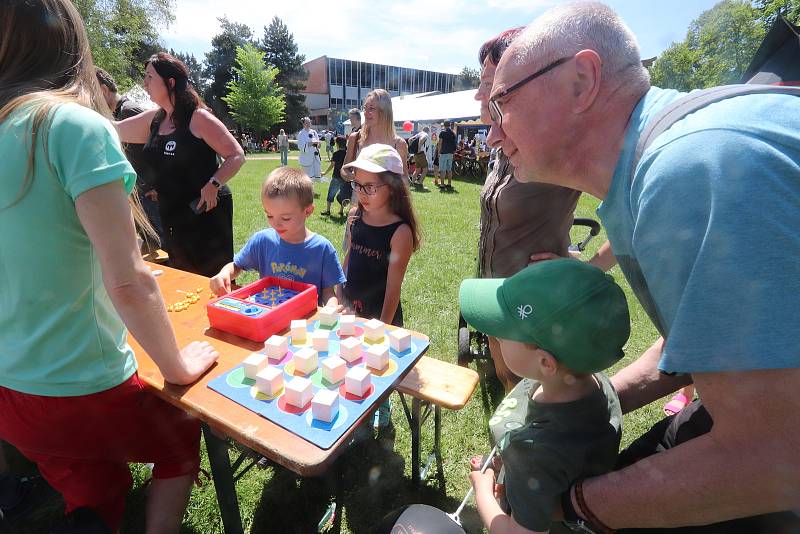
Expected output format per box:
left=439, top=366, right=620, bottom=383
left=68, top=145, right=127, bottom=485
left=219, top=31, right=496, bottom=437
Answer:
left=0, top=0, right=155, bottom=241
left=360, top=89, right=396, bottom=148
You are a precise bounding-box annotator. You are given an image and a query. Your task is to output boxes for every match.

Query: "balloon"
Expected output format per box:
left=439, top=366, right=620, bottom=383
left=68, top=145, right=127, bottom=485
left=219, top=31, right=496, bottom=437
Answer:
left=402, top=121, right=413, bottom=132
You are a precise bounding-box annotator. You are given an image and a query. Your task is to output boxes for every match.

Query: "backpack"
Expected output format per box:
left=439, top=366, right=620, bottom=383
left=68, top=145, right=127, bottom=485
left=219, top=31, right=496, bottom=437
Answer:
left=408, top=133, right=420, bottom=154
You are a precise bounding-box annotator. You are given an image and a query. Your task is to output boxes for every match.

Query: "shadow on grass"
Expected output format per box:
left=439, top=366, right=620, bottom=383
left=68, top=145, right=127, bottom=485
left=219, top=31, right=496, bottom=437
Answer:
left=246, top=421, right=477, bottom=534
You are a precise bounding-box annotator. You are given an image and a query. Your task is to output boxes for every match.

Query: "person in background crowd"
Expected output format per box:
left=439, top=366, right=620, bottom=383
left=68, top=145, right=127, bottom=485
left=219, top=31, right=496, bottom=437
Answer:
left=95, top=67, right=164, bottom=248
left=298, top=117, right=322, bottom=182
left=278, top=128, right=289, bottom=166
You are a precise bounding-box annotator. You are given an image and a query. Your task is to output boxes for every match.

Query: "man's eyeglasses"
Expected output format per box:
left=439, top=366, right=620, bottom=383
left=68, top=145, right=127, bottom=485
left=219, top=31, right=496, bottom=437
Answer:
left=488, top=56, right=573, bottom=128
left=348, top=180, right=387, bottom=196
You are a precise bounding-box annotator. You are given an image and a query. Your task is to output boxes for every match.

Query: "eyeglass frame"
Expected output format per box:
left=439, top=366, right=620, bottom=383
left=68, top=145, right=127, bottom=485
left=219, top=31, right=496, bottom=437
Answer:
left=488, top=55, right=574, bottom=128
left=347, top=178, right=389, bottom=196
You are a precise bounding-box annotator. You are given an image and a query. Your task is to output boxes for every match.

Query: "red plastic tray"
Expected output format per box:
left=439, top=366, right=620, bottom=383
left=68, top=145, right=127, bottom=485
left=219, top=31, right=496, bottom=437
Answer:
left=206, top=277, right=318, bottom=342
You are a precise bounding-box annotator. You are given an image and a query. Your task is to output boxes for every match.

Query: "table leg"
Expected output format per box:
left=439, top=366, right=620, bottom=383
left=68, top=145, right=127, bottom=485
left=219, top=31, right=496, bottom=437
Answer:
left=202, top=423, right=245, bottom=534
left=410, top=397, right=421, bottom=485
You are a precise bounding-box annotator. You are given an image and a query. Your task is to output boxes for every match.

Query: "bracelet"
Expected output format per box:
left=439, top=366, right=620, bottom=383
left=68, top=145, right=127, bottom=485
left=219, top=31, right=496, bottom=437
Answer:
left=209, top=177, right=221, bottom=188
left=575, top=480, right=615, bottom=534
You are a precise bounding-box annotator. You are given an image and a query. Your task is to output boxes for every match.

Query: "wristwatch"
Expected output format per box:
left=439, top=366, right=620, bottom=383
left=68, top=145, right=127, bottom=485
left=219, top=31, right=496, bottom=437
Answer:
left=209, top=177, right=221, bottom=189
left=561, top=488, right=599, bottom=533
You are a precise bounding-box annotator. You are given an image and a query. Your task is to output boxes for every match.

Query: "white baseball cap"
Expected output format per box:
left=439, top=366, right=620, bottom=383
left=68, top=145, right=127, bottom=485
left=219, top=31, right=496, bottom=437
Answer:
left=342, top=143, right=404, bottom=175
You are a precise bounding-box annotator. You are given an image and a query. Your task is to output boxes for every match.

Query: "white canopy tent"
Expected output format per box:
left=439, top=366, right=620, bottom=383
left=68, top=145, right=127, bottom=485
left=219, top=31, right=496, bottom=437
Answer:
left=391, top=89, right=480, bottom=123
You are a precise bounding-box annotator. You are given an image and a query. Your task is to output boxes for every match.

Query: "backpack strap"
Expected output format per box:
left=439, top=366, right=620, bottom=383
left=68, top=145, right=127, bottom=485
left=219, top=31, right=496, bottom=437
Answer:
left=632, top=84, right=800, bottom=175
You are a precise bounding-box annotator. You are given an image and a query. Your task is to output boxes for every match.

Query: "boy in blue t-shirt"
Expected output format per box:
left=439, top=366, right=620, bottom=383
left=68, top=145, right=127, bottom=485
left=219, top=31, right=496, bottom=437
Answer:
left=210, top=167, right=346, bottom=306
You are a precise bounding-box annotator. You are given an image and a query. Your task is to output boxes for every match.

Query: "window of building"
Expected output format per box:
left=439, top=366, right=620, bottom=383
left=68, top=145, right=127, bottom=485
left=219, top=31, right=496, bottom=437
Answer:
left=374, top=64, right=386, bottom=89
left=388, top=67, right=399, bottom=92
left=345, top=60, right=356, bottom=87
left=360, top=62, right=371, bottom=88
left=414, top=70, right=424, bottom=92
left=401, top=68, right=413, bottom=92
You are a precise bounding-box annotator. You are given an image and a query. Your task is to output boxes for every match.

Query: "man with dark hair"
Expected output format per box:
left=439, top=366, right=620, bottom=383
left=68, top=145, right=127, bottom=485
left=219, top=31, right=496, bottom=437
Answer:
left=437, top=120, right=456, bottom=189
left=95, top=68, right=164, bottom=246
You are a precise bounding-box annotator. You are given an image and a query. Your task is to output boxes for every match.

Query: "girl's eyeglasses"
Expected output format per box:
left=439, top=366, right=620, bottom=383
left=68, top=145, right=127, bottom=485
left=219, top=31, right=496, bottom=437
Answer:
left=348, top=180, right=388, bottom=196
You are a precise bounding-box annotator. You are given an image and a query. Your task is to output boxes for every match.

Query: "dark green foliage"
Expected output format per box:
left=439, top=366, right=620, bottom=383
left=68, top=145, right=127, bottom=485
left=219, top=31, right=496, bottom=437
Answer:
left=259, top=17, right=308, bottom=134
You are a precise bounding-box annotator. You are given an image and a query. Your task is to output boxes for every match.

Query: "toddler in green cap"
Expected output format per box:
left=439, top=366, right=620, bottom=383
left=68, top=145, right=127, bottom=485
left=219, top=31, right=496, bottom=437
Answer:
left=459, top=258, right=630, bottom=533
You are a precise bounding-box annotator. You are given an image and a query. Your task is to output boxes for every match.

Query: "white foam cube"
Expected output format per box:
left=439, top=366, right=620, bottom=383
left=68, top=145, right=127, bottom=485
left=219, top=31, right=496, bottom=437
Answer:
left=290, top=319, right=307, bottom=343
left=321, top=356, right=347, bottom=384
left=255, top=366, right=283, bottom=396
left=311, top=330, right=330, bottom=352
left=312, top=389, right=339, bottom=423
left=264, top=335, right=288, bottom=362
left=345, top=366, right=372, bottom=397
left=365, top=344, right=389, bottom=371
left=293, top=347, right=318, bottom=376
left=339, top=314, right=356, bottom=335
left=363, top=318, right=385, bottom=342
left=339, top=337, right=363, bottom=362
left=388, top=328, right=412, bottom=352
left=318, top=306, right=338, bottom=328
left=242, top=352, right=268, bottom=379
left=285, top=376, right=313, bottom=408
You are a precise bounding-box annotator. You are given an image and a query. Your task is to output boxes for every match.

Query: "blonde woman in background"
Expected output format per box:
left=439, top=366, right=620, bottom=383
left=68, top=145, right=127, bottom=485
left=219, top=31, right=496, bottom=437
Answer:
left=344, top=89, right=409, bottom=180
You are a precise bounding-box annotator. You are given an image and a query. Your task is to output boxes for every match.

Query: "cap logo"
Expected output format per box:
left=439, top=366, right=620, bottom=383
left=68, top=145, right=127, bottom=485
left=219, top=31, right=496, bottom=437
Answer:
left=517, top=304, right=533, bottom=320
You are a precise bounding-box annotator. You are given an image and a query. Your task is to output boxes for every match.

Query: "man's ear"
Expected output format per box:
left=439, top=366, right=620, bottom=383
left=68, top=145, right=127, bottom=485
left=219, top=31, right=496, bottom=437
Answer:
left=572, top=49, right=603, bottom=114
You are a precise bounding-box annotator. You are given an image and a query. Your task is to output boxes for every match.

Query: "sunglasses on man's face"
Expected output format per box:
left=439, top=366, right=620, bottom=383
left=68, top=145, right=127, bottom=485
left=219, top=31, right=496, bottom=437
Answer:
left=488, top=56, right=574, bottom=128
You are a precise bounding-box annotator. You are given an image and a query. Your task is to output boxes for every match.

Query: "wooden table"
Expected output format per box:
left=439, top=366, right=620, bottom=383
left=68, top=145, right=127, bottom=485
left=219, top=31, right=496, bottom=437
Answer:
left=129, top=263, right=428, bottom=533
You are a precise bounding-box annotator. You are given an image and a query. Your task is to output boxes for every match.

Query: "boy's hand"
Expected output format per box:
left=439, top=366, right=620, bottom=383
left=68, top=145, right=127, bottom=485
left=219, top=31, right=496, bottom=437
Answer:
left=324, top=295, right=345, bottom=313
left=210, top=273, right=231, bottom=296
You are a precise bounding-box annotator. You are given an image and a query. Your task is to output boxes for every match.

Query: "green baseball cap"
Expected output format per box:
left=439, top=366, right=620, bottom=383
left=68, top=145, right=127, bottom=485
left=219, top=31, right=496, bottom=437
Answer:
left=459, top=259, right=630, bottom=373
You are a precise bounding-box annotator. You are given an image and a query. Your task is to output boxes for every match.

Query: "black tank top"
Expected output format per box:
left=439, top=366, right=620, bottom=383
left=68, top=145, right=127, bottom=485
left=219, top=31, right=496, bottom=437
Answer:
left=344, top=216, right=405, bottom=326
left=142, top=110, right=230, bottom=209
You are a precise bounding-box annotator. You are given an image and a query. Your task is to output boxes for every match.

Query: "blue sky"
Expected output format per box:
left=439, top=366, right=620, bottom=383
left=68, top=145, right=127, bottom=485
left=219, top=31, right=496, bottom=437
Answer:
left=162, top=0, right=722, bottom=74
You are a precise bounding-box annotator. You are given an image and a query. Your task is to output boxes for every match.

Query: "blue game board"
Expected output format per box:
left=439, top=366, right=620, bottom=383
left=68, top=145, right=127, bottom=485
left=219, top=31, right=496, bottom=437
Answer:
left=208, top=320, right=428, bottom=449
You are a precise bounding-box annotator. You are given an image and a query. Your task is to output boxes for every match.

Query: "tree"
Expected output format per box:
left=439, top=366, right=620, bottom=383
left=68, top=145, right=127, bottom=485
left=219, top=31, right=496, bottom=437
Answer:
left=223, top=44, right=285, bottom=140
left=755, top=0, right=800, bottom=26
left=454, top=66, right=480, bottom=91
left=650, top=0, right=763, bottom=89
left=204, top=17, right=255, bottom=125
left=74, top=0, right=174, bottom=90
left=260, top=17, right=308, bottom=133
left=169, top=49, right=206, bottom=93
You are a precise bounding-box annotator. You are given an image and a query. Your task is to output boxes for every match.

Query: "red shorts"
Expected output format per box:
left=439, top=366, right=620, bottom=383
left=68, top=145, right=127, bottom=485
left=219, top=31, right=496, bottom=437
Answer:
left=0, top=373, right=200, bottom=530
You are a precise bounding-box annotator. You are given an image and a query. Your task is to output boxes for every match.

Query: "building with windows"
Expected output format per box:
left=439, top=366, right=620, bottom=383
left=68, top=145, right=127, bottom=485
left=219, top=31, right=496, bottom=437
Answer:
left=301, top=56, right=459, bottom=132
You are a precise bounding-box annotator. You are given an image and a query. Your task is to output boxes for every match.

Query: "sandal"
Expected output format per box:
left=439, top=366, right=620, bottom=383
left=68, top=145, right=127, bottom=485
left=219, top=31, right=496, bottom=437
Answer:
left=320, top=210, right=331, bottom=216
left=664, top=393, right=690, bottom=416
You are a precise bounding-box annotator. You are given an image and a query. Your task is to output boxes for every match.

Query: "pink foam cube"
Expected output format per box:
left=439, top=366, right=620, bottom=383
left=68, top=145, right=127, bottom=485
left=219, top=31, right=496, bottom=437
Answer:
left=311, top=330, right=330, bottom=352
left=284, top=376, right=313, bottom=408
left=363, top=318, right=385, bottom=342
left=264, top=335, right=288, bottom=362
left=339, top=337, right=363, bottom=362
left=242, top=352, right=267, bottom=379
left=321, top=356, right=347, bottom=384
left=312, top=389, right=339, bottom=423
left=365, top=344, right=389, bottom=371
left=339, top=314, right=356, bottom=335
left=388, top=328, right=411, bottom=352
left=255, top=366, right=283, bottom=396
left=293, top=347, right=318, bottom=375
left=318, top=306, right=338, bottom=328
left=345, top=366, right=371, bottom=397
left=290, top=319, right=307, bottom=343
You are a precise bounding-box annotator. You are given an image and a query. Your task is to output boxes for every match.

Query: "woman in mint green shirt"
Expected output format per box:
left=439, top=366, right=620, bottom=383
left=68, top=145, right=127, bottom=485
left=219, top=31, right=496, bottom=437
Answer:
left=0, top=1, right=219, bottom=531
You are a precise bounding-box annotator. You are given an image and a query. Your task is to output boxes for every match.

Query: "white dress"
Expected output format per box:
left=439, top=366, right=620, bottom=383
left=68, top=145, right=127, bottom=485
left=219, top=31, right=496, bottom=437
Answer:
left=297, top=128, right=321, bottom=180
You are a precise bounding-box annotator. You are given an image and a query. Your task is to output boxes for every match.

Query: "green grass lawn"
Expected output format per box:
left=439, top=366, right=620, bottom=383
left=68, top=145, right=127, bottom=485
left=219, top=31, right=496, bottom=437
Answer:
left=10, top=157, right=663, bottom=534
